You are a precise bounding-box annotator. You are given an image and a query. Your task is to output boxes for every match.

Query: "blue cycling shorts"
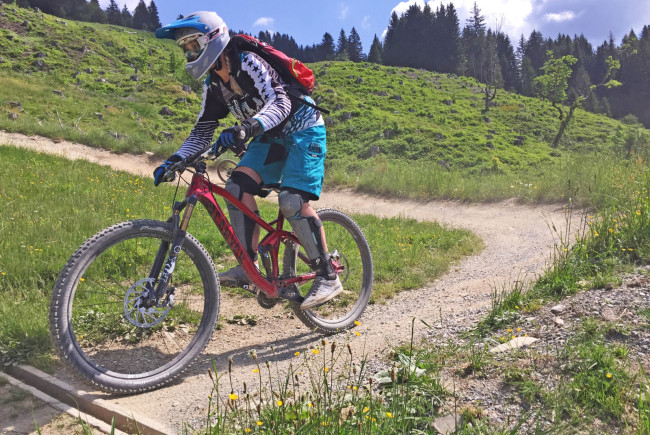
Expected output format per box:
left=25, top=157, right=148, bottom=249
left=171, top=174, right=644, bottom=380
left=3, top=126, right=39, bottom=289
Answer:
left=237, top=125, right=326, bottom=200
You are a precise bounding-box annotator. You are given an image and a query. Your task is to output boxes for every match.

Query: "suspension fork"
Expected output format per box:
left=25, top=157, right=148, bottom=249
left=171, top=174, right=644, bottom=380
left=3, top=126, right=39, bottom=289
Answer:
left=148, top=196, right=198, bottom=303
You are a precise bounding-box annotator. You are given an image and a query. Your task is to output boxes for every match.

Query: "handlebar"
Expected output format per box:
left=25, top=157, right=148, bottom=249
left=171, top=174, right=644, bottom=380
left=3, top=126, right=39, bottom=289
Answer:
left=163, top=142, right=226, bottom=182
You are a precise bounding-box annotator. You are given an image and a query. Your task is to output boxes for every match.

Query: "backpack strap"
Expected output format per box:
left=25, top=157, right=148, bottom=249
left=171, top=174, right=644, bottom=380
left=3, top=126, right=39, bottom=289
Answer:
left=286, top=90, right=331, bottom=115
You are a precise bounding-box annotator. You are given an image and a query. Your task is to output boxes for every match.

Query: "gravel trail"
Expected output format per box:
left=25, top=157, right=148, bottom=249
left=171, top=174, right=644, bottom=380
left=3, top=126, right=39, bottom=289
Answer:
left=1, top=131, right=576, bottom=432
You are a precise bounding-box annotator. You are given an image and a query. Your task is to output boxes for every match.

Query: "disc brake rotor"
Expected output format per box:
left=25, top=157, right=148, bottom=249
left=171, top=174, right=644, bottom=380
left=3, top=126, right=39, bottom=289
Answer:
left=124, top=278, right=172, bottom=328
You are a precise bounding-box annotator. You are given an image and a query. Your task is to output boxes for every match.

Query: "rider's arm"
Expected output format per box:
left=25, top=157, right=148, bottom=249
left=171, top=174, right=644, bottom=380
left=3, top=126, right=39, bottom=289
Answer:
left=238, top=52, right=292, bottom=132
left=173, top=80, right=230, bottom=159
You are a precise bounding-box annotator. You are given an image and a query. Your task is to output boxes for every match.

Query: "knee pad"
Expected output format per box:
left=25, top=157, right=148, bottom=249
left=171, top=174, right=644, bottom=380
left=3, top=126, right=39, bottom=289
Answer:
left=225, top=171, right=260, bottom=200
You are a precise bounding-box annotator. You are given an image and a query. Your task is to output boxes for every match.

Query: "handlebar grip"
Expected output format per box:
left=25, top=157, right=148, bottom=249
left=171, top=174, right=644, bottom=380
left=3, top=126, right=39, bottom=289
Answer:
left=163, top=170, right=176, bottom=183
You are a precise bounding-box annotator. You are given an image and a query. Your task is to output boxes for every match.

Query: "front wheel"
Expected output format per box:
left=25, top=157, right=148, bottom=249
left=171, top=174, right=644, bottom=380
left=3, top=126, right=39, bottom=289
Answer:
left=284, top=209, right=373, bottom=334
left=49, top=220, right=220, bottom=394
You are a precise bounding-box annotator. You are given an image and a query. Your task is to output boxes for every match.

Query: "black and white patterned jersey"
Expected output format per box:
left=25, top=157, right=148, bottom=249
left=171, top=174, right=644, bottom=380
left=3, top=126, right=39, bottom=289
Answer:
left=173, top=51, right=323, bottom=159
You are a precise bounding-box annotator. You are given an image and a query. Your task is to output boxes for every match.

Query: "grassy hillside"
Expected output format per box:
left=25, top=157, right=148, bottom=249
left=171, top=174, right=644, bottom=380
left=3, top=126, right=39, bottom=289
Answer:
left=1, top=4, right=648, bottom=203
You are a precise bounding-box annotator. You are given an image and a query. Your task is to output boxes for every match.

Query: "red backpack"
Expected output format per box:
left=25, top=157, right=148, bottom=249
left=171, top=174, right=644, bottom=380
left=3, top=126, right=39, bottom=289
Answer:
left=231, top=34, right=316, bottom=94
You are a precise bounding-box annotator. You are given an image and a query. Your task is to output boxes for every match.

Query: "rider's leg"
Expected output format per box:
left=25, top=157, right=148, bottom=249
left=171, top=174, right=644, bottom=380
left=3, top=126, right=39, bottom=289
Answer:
left=219, top=167, right=262, bottom=287
left=278, top=189, right=343, bottom=308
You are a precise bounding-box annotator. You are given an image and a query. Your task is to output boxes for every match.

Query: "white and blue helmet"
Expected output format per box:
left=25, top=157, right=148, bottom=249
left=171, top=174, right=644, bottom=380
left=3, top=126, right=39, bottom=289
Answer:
left=156, top=11, right=230, bottom=79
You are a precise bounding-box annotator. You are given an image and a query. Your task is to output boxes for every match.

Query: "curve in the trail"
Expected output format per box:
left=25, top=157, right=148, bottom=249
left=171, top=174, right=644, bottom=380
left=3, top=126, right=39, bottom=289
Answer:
left=1, top=131, right=574, bottom=432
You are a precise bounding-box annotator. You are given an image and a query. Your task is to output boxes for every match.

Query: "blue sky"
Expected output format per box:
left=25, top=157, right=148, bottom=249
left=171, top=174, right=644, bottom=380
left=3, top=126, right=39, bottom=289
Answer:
left=99, top=0, right=650, bottom=52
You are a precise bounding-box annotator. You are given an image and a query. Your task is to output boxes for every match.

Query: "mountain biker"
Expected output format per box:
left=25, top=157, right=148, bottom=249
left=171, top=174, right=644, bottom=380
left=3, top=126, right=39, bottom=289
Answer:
left=154, top=11, right=342, bottom=309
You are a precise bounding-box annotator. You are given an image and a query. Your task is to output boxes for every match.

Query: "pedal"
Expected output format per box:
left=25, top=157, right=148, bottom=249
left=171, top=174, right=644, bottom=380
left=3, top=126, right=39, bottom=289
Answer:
left=279, top=286, right=304, bottom=303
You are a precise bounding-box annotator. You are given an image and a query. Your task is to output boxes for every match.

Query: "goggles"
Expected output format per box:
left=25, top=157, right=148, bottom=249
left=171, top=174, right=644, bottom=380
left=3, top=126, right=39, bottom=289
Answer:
left=177, top=33, right=208, bottom=62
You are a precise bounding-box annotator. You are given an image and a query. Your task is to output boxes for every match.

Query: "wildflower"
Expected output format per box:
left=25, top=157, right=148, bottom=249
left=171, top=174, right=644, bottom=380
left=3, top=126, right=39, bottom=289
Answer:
left=322, top=422, right=328, bottom=427
left=507, top=329, right=512, bottom=333
left=308, top=402, right=313, bottom=408
left=79, top=278, right=85, bottom=282
left=363, top=407, right=370, bottom=413
left=606, top=373, right=612, bottom=378
left=517, top=328, right=521, bottom=331
left=594, top=231, right=599, bottom=237
left=501, top=337, right=505, bottom=341
left=244, top=429, right=251, bottom=433
left=277, top=400, right=283, bottom=406
left=515, top=305, right=519, bottom=310
left=312, top=349, right=320, bottom=355
left=1, top=272, right=5, bottom=276
left=229, top=393, right=238, bottom=400
left=355, top=331, right=361, bottom=336
left=257, top=421, right=263, bottom=426
left=252, top=369, right=259, bottom=373
left=386, top=412, right=393, bottom=418
left=355, top=320, right=361, bottom=326
left=294, top=351, right=300, bottom=356
left=324, top=367, right=329, bottom=373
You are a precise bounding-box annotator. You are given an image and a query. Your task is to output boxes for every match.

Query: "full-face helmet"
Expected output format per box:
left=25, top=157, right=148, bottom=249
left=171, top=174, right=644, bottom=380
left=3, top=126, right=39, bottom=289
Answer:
left=156, top=11, right=230, bottom=79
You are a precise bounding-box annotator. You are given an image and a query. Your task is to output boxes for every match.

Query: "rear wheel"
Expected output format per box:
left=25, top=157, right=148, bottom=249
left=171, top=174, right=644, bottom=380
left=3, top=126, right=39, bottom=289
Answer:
left=49, top=220, right=219, bottom=394
left=216, top=159, right=237, bottom=183
left=284, top=209, right=373, bottom=334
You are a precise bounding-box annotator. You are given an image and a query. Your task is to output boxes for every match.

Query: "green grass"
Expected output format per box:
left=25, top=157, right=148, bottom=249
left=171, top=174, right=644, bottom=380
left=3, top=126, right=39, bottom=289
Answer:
left=0, top=145, right=480, bottom=366
left=1, top=5, right=649, bottom=205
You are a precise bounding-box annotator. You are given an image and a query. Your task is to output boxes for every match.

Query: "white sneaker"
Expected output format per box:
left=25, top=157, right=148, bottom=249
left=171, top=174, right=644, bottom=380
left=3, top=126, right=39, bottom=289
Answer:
left=300, top=275, right=343, bottom=309
left=217, top=265, right=251, bottom=288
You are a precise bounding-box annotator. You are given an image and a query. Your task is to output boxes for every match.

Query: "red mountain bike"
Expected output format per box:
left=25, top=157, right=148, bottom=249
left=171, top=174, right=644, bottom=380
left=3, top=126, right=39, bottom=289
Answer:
left=49, top=144, right=373, bottom=394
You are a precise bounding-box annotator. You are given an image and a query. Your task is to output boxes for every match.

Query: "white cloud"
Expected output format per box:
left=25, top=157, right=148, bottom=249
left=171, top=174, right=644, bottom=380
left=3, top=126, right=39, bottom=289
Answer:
left=361, top=16, right=371, bottom=30
left=339, top=3, right=350, bottom=20
left=391, top=0, right=427, bottom=17
left=253, top=17, right=275, bottom=28
left=544, top=10, right=578, bottom=23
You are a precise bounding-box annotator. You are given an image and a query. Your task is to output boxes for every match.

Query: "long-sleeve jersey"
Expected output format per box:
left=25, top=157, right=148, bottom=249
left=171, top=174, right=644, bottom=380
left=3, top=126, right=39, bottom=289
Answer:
left=174, top=51, right=323, bottom=158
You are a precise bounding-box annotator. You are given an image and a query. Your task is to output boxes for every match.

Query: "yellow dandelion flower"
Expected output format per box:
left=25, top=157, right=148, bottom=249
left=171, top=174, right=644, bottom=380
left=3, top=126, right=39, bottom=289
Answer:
left=363, top=407, right=370, bottom=413
left=324, top=367, right=329, bottom=373
left=606, top=373, right=612, bottom=378
left=353, top=386, right=358, bottom=390
left=594, top=231, right=599, bottom=237
left=507, top=329, right=512, bottom=333
left=257, top=421, right=263, bottom=426
left=386, top=412, right=393, bottom=418
left=245, top=429, right=251, bottom=433
left=354, top=320, right=361, bottom=326
left=312, top=349, right=320, bottom=354
left=1, top=272, right=5, bottom=276
left=229, top=393, right=238, bottom=400
left=277, top=400, right=283, bottom=406
left=322, top=422, right=328, bottom=427
left=294, top=351, right=300, bottom=356
left=79, top=278, right=85, bottom=282
left=517, top=328, right=521, bottom=331
left=515, top=305, right=519, bottom=309
left=501, top=337, right=505, bottom=341
left=308, top=402, right=313, bottom=408
left=355, top=331, right=361, bottom=336
left=252, top=369, right=259, bottom=373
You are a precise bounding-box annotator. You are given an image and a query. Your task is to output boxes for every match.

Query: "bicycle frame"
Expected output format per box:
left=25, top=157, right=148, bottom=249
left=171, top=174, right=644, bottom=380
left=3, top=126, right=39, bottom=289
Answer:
left=159, top=167, right=330, bottom=301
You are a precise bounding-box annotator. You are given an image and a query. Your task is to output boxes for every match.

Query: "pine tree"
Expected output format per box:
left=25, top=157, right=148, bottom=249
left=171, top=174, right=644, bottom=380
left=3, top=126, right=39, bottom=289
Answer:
left=132, top=0, right=150, bottom=31
left=319, top=32, right=336, bottom=61
left=88, top=0, right=107, bottom=24
left=382, top=11, right=401, bottom=66
left=367, top=34, right=382, bottom=64
left=148, top=1, right=162, bottom=30
left=106, top=0, right=122, bottom=26
left=336, top=29, right=349, bottom=60
left=121, top=4, right=133, bottom=28
left=347, top=27, right=364, bottom=62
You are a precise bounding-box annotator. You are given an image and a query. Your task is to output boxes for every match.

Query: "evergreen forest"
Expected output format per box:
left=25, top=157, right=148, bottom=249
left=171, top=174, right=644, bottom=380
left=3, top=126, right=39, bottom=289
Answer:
left=7, top=0, right=650, bottom=128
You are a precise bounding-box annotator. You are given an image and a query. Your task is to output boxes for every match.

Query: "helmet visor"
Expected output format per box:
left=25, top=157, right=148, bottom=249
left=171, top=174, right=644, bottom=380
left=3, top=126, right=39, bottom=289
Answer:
left=178, top=34, right=207, bottom=62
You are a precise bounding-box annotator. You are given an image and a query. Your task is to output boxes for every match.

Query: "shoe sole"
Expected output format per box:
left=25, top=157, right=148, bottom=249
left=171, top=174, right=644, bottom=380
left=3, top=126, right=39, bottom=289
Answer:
left=300, top=286, right=344, bottom=310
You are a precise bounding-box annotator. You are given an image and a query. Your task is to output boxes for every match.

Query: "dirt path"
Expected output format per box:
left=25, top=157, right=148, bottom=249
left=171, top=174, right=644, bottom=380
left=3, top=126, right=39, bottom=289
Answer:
left=1, top=131, right=576, bottom=432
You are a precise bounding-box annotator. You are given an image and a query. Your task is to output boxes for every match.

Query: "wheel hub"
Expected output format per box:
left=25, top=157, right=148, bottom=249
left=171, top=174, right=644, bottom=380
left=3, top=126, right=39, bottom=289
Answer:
left=124, top=278, right=172, bottom=328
